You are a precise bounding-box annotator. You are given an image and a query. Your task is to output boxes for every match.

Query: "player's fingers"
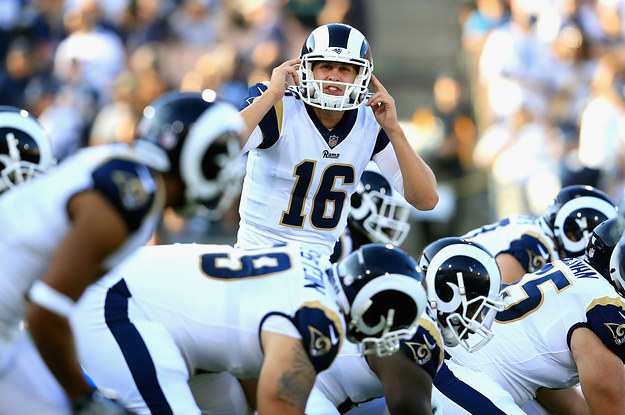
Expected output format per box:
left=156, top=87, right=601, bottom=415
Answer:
left=370, top=75, right=387, bottom=93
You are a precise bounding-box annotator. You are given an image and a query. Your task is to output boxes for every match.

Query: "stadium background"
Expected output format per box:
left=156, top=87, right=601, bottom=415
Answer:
left=1, top=0, right=623, bottom=259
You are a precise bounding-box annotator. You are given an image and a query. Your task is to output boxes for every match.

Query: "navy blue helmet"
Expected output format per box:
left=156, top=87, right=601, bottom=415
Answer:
left=328, top=243, right=426, bottom=357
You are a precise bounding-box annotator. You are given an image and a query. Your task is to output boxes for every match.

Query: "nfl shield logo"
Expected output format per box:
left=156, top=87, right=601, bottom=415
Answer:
left=328, top=134, right=338, bottom=148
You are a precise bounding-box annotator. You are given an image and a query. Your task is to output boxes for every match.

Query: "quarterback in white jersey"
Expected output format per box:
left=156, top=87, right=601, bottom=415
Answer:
left=236, top=23, right=437, bottom=264
left=71, top=243, right=427, bottom=415
left=0, top=92, right=245, bottom=414
left=435, top=253, right=625, bottom=414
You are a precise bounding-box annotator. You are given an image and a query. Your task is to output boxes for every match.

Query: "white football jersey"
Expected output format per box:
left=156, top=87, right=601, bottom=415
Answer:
left=0, top=144, right=165, bottom=345
left=73, top=243, right=344, bottom=380
left=306, top=313, right=444, bottom=414
left=444, top=258, right=625, bottom=407
left=461, top=215, right=559, bottom=274
left=237, top=84, right=390, bottom=261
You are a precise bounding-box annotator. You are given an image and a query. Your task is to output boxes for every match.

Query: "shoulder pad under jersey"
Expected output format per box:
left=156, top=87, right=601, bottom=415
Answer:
left=91, top=157, right=159, bottom=232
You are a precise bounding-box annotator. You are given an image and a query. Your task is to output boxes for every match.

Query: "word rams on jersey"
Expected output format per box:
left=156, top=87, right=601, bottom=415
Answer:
left=293, top=301, right=344, bottom=372
left=400, top=316, right=444, bottom=379
left=585, top=297, right=625, bottom=361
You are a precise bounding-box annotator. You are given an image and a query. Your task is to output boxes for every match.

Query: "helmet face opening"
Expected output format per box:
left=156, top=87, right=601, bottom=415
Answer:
left=350, top=169, right=411, bottom=246
left=0, top=107, right=55, bottom=193
left=544, top=185, right=617, bottom=258
left=297, top=23, right=373, bottom=111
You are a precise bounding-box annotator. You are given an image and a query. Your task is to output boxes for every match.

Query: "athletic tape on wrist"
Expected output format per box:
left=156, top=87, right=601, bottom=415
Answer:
left=28, top=280, right=75, bottom=318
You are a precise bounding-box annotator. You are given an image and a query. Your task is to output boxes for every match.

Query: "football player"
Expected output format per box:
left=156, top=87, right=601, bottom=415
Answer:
left=0, top=91, right=245, bottom=414
left=0, top=105, right=55, bottom=193
left=70, top=243, right=428, bottom=415
left=462, top=184, right=617, bottom=285
left=433, top=216, right=625, bottom=414
left=235, top=23, right=438, bottom=266
left=305, top=238, right=505, bottom=415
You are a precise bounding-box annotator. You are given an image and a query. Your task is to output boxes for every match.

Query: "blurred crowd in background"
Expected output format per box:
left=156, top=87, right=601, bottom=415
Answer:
left=0, top=0, right=624, bottom=255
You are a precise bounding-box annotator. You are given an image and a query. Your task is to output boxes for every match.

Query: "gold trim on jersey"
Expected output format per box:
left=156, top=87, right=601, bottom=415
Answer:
left=496, top=262, right=573, bottom=323
left=519, top=231, right=556, bottom=270
left=300, top=300, right=344, bottom=358
left=310, top=163, right=355, bottom=231
left=274, top=98, right=284, bottom=136
left=587, top=297, right=625, bottom=346
left=280, top=159, right=317, bottom=229
left=198, top=250, right=294, bottom=281
left=586, top=296, right=625, bottom=313
left=402, top=317, right=444, bottom=367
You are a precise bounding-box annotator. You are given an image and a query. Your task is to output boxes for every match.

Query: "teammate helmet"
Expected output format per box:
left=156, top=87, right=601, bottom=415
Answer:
left=349, top=166, right=411, bottom=246
left=297, top=23, right=373, bottom=111
left=586, top=217, right=625, bottom=281
left=133, top=90, right=244, bottom=219
left=419, top=237, right=504, bottom=352
left=0, top=106, right=55, bottom=193
left=328, top=243, right=427, bottom=357
left=609, top=227, right=625, bottom=297
left=542, top=185, right=617, bottom=259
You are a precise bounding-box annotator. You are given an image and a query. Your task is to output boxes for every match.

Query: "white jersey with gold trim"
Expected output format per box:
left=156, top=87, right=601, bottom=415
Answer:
left=237, top=85, right=389, bottom=261
left=0, top=144, right=165, bottom=346
left=461, top=215, right=559, bottom=274
left=443, top=258, right=625, bottom=407
left=72, top=243, right=344, bottom=388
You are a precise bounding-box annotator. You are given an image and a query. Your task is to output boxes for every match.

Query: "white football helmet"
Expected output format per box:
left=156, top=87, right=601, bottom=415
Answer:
left=297, top=23, right=373, bottom=111
left=349, top=164, right=411, bottom=246
left=419, top=237, right=504, bottom=352
left=0, top=106, right=55, bottom=193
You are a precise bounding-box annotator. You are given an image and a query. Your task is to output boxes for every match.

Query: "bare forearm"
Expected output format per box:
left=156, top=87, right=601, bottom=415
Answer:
left=26, top=304, right=91, bottom=400
left=240, top=89, right=282, bottom=144
left=386, top=127, right=438, bottom=210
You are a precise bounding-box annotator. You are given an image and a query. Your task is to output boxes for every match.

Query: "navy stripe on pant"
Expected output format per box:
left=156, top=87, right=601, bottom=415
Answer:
left=434, top=361, right=507, bottom=415
left=105, top=279, right=173, bottom=414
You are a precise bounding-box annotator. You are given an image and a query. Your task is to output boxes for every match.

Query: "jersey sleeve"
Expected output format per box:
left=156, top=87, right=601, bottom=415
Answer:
left=399, top=316, right=444, bottom=379
left=291, top=302, right=344, bottom=373
left=238, top=82, right=281, bottom=149
left=91, top=158, right=158, bottom=232
left=569, top=297, right=625, bottom=363
left=504, top=234, right=553, bottom=273
left=372, top=128, right=390, bottom=157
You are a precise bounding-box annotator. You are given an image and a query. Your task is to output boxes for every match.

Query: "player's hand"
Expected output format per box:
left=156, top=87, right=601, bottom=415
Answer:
left=72, top=389, right=135, bottom=415
left=366, top=75, right=400, bottom=132
left=268, top=58, right=301, bottom=99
